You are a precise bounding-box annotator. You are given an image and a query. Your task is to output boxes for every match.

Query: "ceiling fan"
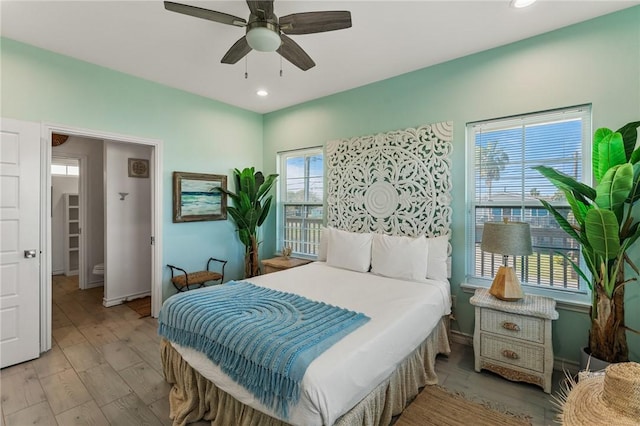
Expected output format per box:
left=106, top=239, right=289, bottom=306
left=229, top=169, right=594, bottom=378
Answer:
left=164, top=1, right=352, bottom=71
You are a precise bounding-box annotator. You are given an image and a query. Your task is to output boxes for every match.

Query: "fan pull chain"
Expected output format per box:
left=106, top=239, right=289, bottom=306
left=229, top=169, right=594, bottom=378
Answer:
left=280, top=56, right=283, bottom=77
left=245, top=57, right=248, bottom=79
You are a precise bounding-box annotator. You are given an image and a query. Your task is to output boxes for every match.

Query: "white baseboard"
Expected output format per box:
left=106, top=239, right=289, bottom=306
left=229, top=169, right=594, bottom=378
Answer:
left=450, top=329, right=580, bottom=374
left=451, top=329, right=473, bottom=346
left=102, top=290, right=151, bottom=307
left=86, top=280, right=103, bottom=289
left=52, top=269, right=64, bottom=276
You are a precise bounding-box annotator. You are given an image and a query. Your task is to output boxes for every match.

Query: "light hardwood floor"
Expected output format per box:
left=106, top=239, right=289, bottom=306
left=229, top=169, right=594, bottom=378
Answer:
left=1, top=275, right=562, bottom=425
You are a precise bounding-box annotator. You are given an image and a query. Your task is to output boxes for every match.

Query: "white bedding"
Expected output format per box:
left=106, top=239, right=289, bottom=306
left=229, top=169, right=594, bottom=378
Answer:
left=170, top=261, right=451, bottom=426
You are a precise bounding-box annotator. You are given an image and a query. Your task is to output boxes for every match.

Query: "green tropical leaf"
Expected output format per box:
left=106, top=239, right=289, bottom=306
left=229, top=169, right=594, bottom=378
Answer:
left=585, top=209, right=621, bottom=261
left=631, top=147, right=640, bottom=165
left=597, top=132, right=626, bottom=182
left=238, top=191, right=252, bottom=213
left=616, top=121, right=640, bottom=161
left=595, top=163, right=633, bottom=213
left=628, top=163, right=640, bottom=203
left=214, top=186, right=240, bottom=205
left=563, top=188, right=590, bottom=226
left=256, top=174, right=278, bottom=200
left=593, top=128, right=613, bottom=182
left=238, top=228, right=251, bottom=247
left=533, top=165, right=596, bottom=202
left=227, top=207, right=249, bottom=228
left=254, top=171, right=265, bottom=189
left=556, top=251, right=591, bottom=289
left=257, top=196, right=273, bottom=227
left=239, top=168, right=256, bottom=200
left=538, top=199, right=585, bottom=245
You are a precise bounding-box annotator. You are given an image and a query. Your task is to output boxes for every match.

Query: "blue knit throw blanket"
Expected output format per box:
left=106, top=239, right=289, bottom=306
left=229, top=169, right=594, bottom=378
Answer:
left=158, top=281, right=370, bottom=419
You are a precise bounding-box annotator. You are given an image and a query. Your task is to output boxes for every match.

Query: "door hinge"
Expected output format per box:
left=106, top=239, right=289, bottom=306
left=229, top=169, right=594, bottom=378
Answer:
left=151, top=236, right=155, bottom=245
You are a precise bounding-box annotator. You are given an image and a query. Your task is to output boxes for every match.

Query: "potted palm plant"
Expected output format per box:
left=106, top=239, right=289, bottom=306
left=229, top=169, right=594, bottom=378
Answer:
left=534, top=121, right=639, bottom=363
left=217, top=167, right=278, bottom=278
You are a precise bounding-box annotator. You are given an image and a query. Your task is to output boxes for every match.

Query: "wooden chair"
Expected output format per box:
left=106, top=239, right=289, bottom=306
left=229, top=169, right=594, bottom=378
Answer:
left=167, top=257, right=227, bottom=292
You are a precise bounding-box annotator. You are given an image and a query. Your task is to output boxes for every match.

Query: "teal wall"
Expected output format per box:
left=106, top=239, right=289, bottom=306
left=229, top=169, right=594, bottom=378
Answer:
left=262, top=7, right=640, bottom=364
left=0, top=37, right=264, bottom=300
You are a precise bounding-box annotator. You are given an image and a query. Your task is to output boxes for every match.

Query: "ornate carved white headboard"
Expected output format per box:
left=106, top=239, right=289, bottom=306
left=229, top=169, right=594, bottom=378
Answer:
left=326, top=121, right=453, bottom=242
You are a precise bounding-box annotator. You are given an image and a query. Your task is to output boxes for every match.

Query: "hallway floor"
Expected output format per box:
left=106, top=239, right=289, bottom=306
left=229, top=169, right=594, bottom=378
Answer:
left=0, top=275, right=191, bottom=426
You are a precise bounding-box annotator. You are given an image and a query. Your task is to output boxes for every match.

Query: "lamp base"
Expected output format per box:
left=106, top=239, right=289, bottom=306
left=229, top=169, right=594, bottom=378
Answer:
left=489, top=266, right=524, bottom=301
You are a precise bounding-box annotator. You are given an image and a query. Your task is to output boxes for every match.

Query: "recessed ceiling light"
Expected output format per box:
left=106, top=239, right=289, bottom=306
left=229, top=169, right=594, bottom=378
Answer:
left=510, top=0, right=537, bottom=8
left=257, top=89, right=269, bottom=97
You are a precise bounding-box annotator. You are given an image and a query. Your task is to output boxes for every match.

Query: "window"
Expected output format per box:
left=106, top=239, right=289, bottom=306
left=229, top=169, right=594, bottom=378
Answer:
left=466, top=105, right=591, bottom=293
left=51, top=160, right=79, bottom=176
left=277, top=147, right=324, bottom=258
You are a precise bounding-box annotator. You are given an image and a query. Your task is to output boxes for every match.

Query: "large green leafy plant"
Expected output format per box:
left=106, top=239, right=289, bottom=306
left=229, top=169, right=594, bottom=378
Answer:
left=217, top=167, right=278, bottom=278
left=534, top=121, right=640, bottom=363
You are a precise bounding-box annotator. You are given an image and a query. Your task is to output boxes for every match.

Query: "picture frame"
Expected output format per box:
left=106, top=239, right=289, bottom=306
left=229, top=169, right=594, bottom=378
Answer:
left=173, top=171, right=227, bottom=222
left=128, top=158, right=149, bottom=178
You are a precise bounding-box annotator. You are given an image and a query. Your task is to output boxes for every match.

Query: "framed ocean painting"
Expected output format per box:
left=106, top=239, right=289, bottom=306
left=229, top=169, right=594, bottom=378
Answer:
left=173, top=171, right=227, bottom=222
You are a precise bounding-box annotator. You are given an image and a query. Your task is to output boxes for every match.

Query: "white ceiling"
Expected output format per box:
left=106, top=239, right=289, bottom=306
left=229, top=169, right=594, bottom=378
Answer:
left=2, top=1, right=638, bottom=114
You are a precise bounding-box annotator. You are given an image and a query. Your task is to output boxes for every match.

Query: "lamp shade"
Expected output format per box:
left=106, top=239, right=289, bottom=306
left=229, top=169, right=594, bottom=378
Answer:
left=481, top=221, right=532, bottom=256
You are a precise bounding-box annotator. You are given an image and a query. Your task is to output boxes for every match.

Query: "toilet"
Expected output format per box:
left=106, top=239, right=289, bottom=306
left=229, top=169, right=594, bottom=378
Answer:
left=93, top=263, right=104, bottom=275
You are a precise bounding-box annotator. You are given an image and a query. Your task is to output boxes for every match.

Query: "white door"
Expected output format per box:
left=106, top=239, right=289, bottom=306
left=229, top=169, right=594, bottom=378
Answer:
left=0, top=118, right=41, bottom=368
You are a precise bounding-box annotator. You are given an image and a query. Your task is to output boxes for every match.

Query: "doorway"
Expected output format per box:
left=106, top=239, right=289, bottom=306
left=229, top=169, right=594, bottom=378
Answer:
left=50, top=155, right=86, bottom=290
left=41, top=124, right=163, bottom=353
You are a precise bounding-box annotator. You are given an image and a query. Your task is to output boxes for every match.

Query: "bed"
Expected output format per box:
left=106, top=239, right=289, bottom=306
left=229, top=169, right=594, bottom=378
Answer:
left=160, top=121, right=454, bottom=425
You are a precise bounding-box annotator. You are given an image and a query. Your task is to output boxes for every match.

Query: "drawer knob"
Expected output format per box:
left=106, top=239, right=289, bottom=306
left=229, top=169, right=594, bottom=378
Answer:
left=502, top=349, right=519, bottom=360
left=501, top=321, right=521, bottom=332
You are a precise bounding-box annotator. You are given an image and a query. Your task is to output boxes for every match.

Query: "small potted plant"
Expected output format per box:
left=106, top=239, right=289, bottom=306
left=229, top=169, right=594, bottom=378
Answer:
left=534, top=121, right=639, bottom=364
left=216, top=167, right=278, bottom=278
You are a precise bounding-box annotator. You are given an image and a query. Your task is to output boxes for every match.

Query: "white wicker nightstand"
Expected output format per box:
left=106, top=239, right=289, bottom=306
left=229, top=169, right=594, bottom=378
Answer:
left=470, top=288, right=559, bottom=393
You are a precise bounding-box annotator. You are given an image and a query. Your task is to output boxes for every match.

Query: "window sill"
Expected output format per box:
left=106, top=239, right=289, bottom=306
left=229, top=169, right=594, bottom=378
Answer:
left=460, top=282, right=590, bottom=314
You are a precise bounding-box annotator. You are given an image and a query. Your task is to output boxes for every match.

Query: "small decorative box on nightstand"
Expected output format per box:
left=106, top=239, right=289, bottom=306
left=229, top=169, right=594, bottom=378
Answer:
left=470, top=288, right=558, bottom=393
left=261, top=256, right=312, bottom=274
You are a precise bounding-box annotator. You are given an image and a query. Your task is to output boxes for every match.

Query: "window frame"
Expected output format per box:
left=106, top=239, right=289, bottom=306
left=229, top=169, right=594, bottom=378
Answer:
left=465, top=105, right=592, bottom=304
left=276, top=146, right=324, bottom=259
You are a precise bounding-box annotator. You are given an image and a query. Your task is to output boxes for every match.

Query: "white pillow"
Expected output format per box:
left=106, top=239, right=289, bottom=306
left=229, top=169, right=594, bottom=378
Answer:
left=371, top=234, right=428, bottom=282
left=317, top=226, right=329, bottom=261
left=425, top=235, right=449, bottom=281
left=326, top=228, right=372, bottom=273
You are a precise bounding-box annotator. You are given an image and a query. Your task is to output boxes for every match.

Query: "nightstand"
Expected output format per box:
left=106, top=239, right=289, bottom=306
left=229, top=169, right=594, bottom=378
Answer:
left=470, top=288, right=558, bottom=393
left=261, top=256, right=312, bottom=274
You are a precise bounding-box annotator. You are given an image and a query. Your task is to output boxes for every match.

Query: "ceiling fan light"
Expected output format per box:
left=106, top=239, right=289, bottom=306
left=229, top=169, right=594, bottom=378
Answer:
left=246, top=27, right=281, bottom=52
left=510, top=0, right=537, bottom=8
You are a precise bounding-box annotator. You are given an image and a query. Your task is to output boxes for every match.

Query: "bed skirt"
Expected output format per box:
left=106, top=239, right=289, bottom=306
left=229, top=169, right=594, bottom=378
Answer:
left=160, top=316, right=451, bottom=426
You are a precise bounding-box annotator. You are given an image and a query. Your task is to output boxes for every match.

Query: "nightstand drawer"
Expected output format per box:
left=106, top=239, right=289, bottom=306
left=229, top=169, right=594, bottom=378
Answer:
left=480, top=333, right=544, bottom=372
left=480, top=309, right=544, bottom=344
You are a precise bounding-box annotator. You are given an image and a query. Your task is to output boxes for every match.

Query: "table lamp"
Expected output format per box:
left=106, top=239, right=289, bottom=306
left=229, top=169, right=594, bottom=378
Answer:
left=481, top=219, right=532, bottom=301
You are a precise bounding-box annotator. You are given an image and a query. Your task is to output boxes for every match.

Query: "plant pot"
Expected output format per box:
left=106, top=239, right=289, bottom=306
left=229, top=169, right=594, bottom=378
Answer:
left=580, top=346, right=611, bottom=372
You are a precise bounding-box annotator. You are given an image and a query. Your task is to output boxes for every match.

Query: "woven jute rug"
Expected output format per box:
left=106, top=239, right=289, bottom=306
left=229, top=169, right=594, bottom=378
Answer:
left=125, top=296, right=151, bottom=318
left=395, top=385, right=532, bottom=426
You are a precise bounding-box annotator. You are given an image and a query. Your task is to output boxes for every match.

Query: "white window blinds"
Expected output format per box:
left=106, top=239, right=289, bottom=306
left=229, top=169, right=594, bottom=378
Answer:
left=467, top=105, right=591, bottom=292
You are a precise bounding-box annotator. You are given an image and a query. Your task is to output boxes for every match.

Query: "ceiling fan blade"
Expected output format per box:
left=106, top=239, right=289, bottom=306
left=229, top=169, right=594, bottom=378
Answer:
left=280, top=11, right=352, bottom=35
left=246, top=1, right=274, bottom=19
left=221, top=36, right=252, bottom=64
left=277, top=34, right=315, bottom=71
left=164, top=1, right=246, bottom=27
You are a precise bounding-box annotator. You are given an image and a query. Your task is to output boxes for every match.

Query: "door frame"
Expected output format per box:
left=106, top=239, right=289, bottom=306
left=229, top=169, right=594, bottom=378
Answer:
left=41, top=123, right=163, bottom=352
